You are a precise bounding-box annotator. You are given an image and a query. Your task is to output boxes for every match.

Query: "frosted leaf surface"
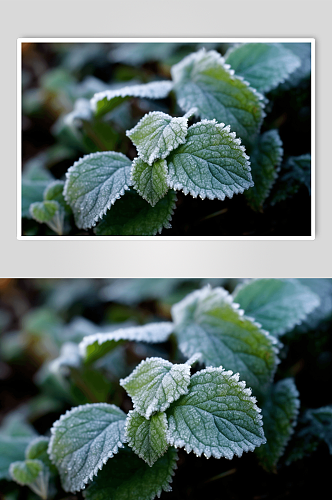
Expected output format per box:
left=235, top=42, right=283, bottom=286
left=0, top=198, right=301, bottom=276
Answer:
left=10, top=459, right=49, bottom=500
left=295, top=279, right=332, bottom=332
left=94, top=189, right=176, bottom=236
left=131, top=158, right=169, bottom=207
left=83, top=447, right=178, bottom=500
left=25, top=436, right=54, bottom=472
left=29, top=200, right=59, bottom=223
left=49, top=342, right=82, bottom=375
left=225, top=43, right=301, bottom=94
left=127, top=111, right=188, bottom=165
left=172, top=286, right=278, bottom=394
left=63, top=151, right=132, bottom=229
left=91, top=81, right=173, bottom=117
left=48, top=403, right=126, bottom=493
left=167, top=120, right=253, bottom=201
left=79, top=322, right=174, bottom=363
left=120, top=356, right=191, bottom=418
left=44, top=180, right=72, bottom=214
left=167, top=367, right=266, bottom=459
left=233, top=279, right=320, bottom=336
left=255, top=378, right=300, bottom=472
left=0, top=436, right=33, bottom=480
left=125, top=411, right=168, bottom=466
left=171, top=49, right=265, bottom=142
left=244, top=130, right=283, bottom=211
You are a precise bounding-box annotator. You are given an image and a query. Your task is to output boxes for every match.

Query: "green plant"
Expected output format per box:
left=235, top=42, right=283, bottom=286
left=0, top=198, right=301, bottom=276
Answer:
left=2, top=279, right=332, bottom=500
left=22, top=42, right=312, bottom=236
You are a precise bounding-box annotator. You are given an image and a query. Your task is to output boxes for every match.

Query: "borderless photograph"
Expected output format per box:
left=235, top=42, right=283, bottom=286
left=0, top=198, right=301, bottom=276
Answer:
left=19, top=40, right=314, bottom=239
left=0, top=278, right=331, bottom=499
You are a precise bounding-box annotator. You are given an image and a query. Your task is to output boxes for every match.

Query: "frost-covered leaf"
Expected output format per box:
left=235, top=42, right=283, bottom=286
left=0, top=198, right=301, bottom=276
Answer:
left=120, top=357, right=191, bottom=418
left=94, top=189, right=176, bottom=236
left=302, top=406, right=332, bottom=454
left=91, top=81, right=173, bottom=117
left=83, top=447, right=178, bottom=500
left=64, top=151, right=132, bottom=229
left=22, top=180, right=51, bottom=219
left=269, top=154, right=311, bottom=205
left=49, top=342, right=82, bottom=375
left=225, top=43, right=301, bottom=94
left=48, top=403, right=126, bottom=492
left=64, top=98, right=93, bottom=126
left=167, top=120, right=253, bottom=201
left=255, top=378, right=300, bottom=472
left=295, top=279, right=332, bottom=332
left=29, top=200, right=64, bottom=235
left=127, top=111, right=188, bottom=165
left=125, top=411, right=168, bottom=466
left=25, top=436, right=55, bottom=473
left=0, top=436, right=33, bottom=480
left=79, top=322, right=174, bottom=363
left=280, top=43, right=311, bottom=89
left=244, top=130, right=283, bottom=211
left=233, top=279, right=320, bottom=337
left=131, top=158, right=169, bottom=207
left=10, top=459, right=49, bottom=500
left=44, top=180, right=71, bottom=214
left=171, top=49, right=265, bottom=142
left=172, top=286, right=278, bottom=394
left=167, top=367, right=266, bottom=459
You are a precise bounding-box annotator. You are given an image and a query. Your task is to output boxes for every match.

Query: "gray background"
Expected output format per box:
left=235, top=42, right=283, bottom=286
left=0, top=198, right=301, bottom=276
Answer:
left=1, top=0, right=331, bottom=278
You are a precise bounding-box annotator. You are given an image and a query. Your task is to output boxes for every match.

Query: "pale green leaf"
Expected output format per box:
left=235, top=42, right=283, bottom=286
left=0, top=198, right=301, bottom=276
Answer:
left=244, top=130, right=283, bottom=211
left=29, top=200, right=59, bottom=223
left=44, top=180, right=71, bottom=214
left=9, top=459, right=49, bottom=500
left=91, top=81, right=173, bottom=117
left=83, top=447, right=178, bottom=500
left=79, top=322, right=174, bottom=363
left=269, top=154, right=311, bottom=205
left=94, top=189, right=176, bottom=236
left=233, top=279, right=320, bottom=336
left=255, top=378, right=300, bottom=472
left=295, top=279, right=332, bottom=332
left=22, top=180, right=50, bottom=219
left=225, top=43, right=301, bottom=94
left=63, top=151, right=132, bottom=229
left=171, top=49, right=265, bottom=142
left=172, top=286, right=278, bottom=394
left=280, top=43, right=311, bottom=89
left=131, top=158, right=169, bottom=207
left=167, top=120, right=253, bottom=200
left=127, top=111, right=188, bottom=165
left=120, top=357, right=191, bottom=418
left=48, top=403, right=127, bottom=492
left=0, top=436, right=33, bottom=480
left=125, top=411, right=168, bottom=466
left=167, top=367, right=266, bottom=459
left=25, top=437, right=53, bottom=470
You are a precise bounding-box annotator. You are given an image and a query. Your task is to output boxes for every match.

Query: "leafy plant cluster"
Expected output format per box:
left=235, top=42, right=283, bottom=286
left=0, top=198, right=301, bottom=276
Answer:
left=0, top=278, right=331, bottom=500
left=21, top=42, right=312, bottom=236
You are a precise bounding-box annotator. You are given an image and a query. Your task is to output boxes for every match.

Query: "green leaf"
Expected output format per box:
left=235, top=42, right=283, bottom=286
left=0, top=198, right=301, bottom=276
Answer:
left=233, top=279, right=320, bottom=336
left=172, top=286, right=278, bottom=394
left=295, top=279, right=332, bottom=332
left=167, top=367, right=266, bottom=459
left=301, top=406, right=332, bottom=454
left=167, top=120, right=253, bottom=200
left=244, top=130, right=283, bottom=211
left=131, top=158, right=169, bottom=207
left=30, top=200, right=64, bottom=235
left=269, top=154, right=311, bottom=205
left=9, top=460, right=49, bottom=500
left=94, top=189, right=176, bottom=236
left=64, top=151, right=132, bottom=229
left=25, top=437, right=52, bottom=469
left=48, top=403, right=127, bottom=492
left=125, top=411, right=168, bottom=466
left=171, top=49, right=265, bottom=142
left=280, top=43, right=311, bottom=89
left=120, top=357, right=191, bottom=418
left=44, top=180, right=71, bottom=213
left=91, top=81, right=173, bottom=117
left=255, top=378, right=300, bottom=472
left=83, top=447, right=178, bottom=500
left=0, top=436, right=33, bottom=480
left=22, top=180, right=50, bottom=219
left=127, top=111, right=188, bottom=165
left=79, top=322, right=174, bottom=364
left=225, top=43, right=301, bottom=94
